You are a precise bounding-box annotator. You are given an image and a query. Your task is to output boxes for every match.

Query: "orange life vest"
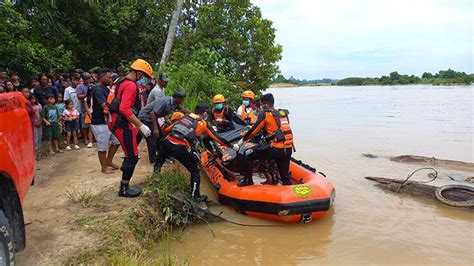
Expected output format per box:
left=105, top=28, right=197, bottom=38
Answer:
left=265, top=109, right=293, bottom=149
left=240, top=105, right=257, bottom=124
left=213, top=109, right=224, bottom=120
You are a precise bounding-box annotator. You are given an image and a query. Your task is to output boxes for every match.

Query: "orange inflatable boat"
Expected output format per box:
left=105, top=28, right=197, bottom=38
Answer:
left=201, top=151, right=336, bottom=223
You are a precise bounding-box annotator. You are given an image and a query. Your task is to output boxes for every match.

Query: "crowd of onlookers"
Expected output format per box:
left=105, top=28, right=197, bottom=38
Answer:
left=0, top=68, right=164, bottom=157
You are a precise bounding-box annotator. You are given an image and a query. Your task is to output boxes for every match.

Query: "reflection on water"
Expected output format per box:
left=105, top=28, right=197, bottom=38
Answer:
left=172, top=85, right=474, bottom=265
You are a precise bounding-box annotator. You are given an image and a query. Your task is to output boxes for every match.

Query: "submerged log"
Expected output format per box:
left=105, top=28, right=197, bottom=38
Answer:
left=365, top=176, right=474, bottom=207
left=390, top=155, right=474, bottom=172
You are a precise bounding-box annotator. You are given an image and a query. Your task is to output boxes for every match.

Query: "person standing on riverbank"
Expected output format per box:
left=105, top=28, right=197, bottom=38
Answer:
left=147, top=72, right=169, bottom=103
left=91, top=68, right=121, bottom=174
left=77, top=72, right=94, bottom=147
left=137, top=91, right=186, bottom=164
left=110, top=59, right=153, bottom=197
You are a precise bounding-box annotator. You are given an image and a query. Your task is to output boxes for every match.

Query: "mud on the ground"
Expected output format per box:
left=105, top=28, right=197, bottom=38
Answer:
left=16, top=143, right=153, bottom=265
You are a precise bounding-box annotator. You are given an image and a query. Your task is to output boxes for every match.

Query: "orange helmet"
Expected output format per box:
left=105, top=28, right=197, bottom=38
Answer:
left=241, top=90, right=255, bottom=100
left=170, top=112, right=184, bottom=121
left=130, top=59, right=153, bottom=78
left=213, top=94, right=225, bottom=103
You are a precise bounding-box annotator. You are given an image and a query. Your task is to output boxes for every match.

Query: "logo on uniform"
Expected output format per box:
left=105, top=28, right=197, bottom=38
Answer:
left=293, top=185, right=312, bottom=199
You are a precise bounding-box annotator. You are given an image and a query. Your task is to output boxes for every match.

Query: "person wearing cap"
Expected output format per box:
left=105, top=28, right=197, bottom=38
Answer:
left=110, top=59, right=154, bottom=197
left=77, top=71, right=94, bottom=147
left=237, top=90, right=258, bottom=125
left=147, top=72, right=169, bottom=103
left=208, top=94, right=236, bottom=132
left=154, top=103, right=238, bottom=202
left=137, top=91, right=186, bottom=164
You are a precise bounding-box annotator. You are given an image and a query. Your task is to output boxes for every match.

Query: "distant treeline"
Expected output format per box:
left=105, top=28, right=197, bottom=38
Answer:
left=272, top=69, right=473, bottom=86
left=272, top=74, right=339, bottom=85
left=337, top=69, right=473, bottom=86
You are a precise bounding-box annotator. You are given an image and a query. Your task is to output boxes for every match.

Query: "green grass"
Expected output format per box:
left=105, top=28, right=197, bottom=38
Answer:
left=65, top=185, right=106, bottom=207
left=65, top=169, right=192, bottom=265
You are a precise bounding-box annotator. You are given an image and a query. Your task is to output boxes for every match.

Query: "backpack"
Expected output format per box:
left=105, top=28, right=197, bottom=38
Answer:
left=106, top=77, right=126, bottom=114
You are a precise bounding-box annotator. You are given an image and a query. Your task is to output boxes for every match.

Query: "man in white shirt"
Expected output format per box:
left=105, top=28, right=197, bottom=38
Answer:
left=147, top=72, right=169, bottom=103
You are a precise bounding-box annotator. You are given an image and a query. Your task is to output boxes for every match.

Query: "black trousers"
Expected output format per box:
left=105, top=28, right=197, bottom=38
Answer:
left=136, top=120, right=161, bottom=164
left=155, top=139, right=202, bottom=198
left=247, top=146, right=293, bottom=185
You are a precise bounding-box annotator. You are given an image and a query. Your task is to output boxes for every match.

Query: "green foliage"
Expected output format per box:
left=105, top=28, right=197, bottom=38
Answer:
left=6, top=0, right=281, bottom=91
left=337, top=69, right=472, bottom=86
left=164, top=49, right=242, bottom=111
left=0, top=1, right=72, bottom=78
left=173, top=0, right=282, bottom=92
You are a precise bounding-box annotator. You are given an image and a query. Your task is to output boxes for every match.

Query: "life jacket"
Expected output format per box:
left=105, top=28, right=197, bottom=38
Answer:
left=170, top=115, right=200, bottom=145
left=213, top=108, right=224, bottom=120
left=240, top=105, right=257, bottom=124
left=265, top=109, right=293, bottom=149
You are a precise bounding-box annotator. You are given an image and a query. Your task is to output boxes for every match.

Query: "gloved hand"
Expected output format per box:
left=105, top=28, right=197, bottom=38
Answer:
left=216, top=118, right=223, bottom=123
left=232, top=144, right=240, bottom=151
left=139, top=124, right=152, bottom=137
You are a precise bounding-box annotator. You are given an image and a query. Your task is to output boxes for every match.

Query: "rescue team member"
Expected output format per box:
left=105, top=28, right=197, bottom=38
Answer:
left=238, top=93, right=294, bottom=186
left=154, top=103, right=238, bottom=202
left=208, top=94, right=235, bottom=132
left=137, top=91, right=186, bottom=164
left=110, top=59, right=153, bottom=197
left=237, top=90, right=257, bottom=125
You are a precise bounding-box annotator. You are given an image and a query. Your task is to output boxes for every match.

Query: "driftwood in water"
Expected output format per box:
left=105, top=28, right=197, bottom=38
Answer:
left=390, top=155, right=474, bottom=172
left=365, top=176, right=474, bottom=204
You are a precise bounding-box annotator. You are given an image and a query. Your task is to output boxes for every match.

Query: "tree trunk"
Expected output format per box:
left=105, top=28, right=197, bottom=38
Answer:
left=160, top=0, right=185, bottom=67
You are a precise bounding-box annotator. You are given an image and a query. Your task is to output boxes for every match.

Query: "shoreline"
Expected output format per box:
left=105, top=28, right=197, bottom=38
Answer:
left=269, top=83, right=473, bottom=88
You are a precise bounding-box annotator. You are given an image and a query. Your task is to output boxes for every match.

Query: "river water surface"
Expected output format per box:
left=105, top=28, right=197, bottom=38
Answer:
left=172, top=85, right=473, bottom=265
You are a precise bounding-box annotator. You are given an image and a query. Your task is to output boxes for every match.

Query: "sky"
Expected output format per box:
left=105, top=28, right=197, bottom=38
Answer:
left=251, top=0, right=473, bottom=79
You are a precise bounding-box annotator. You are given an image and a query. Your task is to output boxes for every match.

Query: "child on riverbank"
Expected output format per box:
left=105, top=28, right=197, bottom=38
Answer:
left=42, top=94, right=63, bottom=154
left=62, top=99, right=80, bottom=150
left=30, top=95, right=43, bottom=152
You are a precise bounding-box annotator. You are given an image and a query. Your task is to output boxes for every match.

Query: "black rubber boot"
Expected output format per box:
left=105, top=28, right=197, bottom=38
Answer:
left=118, top=183, right=142, bottom=197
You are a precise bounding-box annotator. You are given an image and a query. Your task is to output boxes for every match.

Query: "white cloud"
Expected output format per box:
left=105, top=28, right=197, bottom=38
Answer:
left=252, top=0, right=473, bottom=78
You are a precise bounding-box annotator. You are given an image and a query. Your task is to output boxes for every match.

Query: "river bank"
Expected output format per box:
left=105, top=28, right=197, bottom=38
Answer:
left=16, top=144, right=191, bottom=265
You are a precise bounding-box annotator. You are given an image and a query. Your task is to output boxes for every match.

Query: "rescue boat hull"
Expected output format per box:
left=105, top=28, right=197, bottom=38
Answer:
left=200, top=152, right=335, bottom=223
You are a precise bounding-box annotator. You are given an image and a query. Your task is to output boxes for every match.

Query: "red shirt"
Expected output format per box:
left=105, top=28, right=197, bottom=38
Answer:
left=111, top=79, right=139, bottom=128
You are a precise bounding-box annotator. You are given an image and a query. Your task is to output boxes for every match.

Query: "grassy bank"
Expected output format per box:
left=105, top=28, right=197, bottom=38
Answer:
left=64, top=167, right=192, bottom=264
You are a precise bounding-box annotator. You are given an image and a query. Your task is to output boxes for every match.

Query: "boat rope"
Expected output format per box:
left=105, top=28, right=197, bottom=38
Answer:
left=179, top=197, right=283, bottom=239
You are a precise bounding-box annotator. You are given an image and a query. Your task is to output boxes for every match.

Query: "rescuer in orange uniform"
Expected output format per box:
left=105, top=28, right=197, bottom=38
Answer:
left=154, top=103, right=238, bottom=201
left=208, top=94, right=235, bottom=132
left=238, top=93, right=294, bottom=186
left=237, top=90, right=258, bottom=125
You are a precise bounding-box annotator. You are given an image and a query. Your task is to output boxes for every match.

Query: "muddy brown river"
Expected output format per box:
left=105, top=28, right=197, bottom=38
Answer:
left=171, top=85, right=474, bottom=265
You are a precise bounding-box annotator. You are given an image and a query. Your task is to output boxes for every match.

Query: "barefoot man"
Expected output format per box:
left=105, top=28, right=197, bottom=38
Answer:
left=91, top=68, right=120, bottom=174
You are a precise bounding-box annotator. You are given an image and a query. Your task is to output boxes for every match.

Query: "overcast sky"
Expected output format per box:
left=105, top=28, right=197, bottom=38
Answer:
left=251, top=0, right=473, bottom=79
